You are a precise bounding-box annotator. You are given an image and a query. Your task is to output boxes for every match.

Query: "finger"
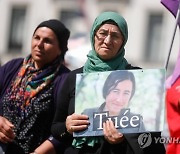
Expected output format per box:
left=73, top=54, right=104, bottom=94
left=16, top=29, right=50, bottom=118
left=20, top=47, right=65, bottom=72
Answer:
left=4, top=119, right=14, bottom=128
left=103, top=121, right=124, bottom=144
left=69, top=119, right=89, bottom=132
left=71, top=114, right=89, bottom=120
left=1, top=126, right=15, bottom=140
left=66, top=118, right=89, bottom=129
left=71, top=124, right=88, bottom=132
left=103, top=122, right=107, bottom=135
left=0, top=116, right=14, bottom=129
left=66, top=114, right=89, bottom=126
left=67, top=124, right=88, bottom=134
left=0, top=119, right=15, bottom=140
left=108, top=120, right=118, bottom=134
left=108, top=121, right=122, bottom=137
left=108, top=121, right=124, bottom=143
left=0, top=132, right=14, bottom=143
left=105, top=120, right=111, bottom=133
left=103, top=121, right=111, bottom=138
left=73, top=119, right=90, bottom=126
left=1, top=121, right=15, bottom=138
left=66, top=115, right=89, bottom=134
left=103, top=122, right=113, bottom=142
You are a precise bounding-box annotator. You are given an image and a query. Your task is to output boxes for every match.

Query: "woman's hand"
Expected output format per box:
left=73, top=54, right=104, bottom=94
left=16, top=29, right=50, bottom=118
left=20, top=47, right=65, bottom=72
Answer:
left=0, top=116, right=15, bottom=143
left=66, top=113, right=89, bottom=134
left=103, top=120, right=124, bottom=144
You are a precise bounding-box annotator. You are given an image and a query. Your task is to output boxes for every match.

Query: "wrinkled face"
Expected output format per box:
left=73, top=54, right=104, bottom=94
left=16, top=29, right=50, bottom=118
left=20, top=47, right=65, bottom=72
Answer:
left=31, top=27, right=61, bottom=69
left=105, top=80, right=133, bottom=116
left=94, top=23, right=124, bottom=60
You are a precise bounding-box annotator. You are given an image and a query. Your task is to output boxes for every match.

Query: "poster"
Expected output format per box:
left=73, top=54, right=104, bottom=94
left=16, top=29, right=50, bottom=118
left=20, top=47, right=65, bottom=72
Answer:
left=74, top=69, right=166, bottom=137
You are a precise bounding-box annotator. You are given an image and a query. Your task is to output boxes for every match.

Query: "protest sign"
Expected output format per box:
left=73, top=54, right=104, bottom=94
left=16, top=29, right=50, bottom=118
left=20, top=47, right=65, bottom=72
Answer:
left=74, top=69, right=166, bottom=137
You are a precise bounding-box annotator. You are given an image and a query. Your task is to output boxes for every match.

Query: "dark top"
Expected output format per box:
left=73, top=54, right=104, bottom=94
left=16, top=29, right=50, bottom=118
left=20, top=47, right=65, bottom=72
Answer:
left=0, top=58, right=70, bottom=154
left=51, top=65, right=166, bottom=154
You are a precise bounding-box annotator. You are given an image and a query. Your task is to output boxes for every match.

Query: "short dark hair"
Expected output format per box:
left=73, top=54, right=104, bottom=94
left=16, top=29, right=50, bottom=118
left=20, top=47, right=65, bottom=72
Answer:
left=103, top=70, right=135, bottom=99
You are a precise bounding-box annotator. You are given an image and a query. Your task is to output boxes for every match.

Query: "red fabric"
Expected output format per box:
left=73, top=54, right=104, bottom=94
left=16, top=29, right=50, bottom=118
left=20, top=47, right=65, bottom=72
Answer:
left=166, top=77, right=180, bottom=154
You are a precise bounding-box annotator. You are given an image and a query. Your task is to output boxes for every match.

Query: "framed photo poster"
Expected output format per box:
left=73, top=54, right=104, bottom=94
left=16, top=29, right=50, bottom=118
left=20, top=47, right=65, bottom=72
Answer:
left=74, top=69, right=166, bottom=137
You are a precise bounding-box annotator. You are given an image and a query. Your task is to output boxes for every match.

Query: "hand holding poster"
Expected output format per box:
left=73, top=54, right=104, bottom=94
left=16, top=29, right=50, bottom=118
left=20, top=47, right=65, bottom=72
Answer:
left=74, top=69, right=166, bottom=137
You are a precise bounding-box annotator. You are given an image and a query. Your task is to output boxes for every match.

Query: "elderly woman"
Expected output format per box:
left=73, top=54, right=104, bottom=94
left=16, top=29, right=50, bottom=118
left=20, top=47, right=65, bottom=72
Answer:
left=0, top=19, right=70, bottom=154
left=51, top=12, right=165, bottom=154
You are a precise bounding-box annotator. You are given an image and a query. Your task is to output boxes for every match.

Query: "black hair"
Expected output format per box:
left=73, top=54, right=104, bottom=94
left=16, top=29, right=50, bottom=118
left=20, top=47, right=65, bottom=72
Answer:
left=103, top=70, right=135, bottom=99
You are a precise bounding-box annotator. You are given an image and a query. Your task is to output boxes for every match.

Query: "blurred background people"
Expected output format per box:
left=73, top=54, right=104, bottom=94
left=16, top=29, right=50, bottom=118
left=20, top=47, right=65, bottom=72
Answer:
left=0, top=0, right=178, bottom=75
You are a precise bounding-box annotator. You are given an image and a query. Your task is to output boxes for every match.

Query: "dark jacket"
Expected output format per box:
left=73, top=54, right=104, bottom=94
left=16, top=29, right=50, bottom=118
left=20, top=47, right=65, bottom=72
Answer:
left=0, top=58, right=70, bottom=154
left=51, top=65, right=166, bottom=154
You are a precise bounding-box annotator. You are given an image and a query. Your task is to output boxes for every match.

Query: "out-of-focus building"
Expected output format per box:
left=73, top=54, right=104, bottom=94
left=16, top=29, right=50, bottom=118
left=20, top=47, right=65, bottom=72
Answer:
left=0, top=0, right=179, bottom=75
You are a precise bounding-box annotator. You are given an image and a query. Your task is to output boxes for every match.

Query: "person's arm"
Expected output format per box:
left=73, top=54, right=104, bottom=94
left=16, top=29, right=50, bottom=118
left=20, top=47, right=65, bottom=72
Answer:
left=51, top=70, right=75, bottom=145
left=0, top=61, right=20, bottom=138
left=51, top=68, right=83, bottom=143
left=30, top=140, right=56, bottom=154
left=51, top=73, right=72, bottom=137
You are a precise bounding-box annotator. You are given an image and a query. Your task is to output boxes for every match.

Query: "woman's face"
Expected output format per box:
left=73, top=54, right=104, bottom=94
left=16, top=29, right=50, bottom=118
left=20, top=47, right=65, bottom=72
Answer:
left=31, top=27, right=61, bottom=69
left=105, top=80, right=133, bottom=116
left=94, top=23, right=124, bottom=60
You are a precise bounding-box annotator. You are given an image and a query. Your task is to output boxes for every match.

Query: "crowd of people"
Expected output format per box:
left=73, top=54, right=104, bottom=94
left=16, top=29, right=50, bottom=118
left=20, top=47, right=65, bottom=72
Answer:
left=0, top=10, right=179, bottom=154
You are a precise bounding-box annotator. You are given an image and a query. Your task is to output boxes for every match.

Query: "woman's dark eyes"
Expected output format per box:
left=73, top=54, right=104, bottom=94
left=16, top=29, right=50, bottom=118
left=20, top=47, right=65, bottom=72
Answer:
left=33, top=35, right=40, bottom=40
left=44, top=38, right=52, bottom=44
left=33, top=35, right=52, bottom=44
